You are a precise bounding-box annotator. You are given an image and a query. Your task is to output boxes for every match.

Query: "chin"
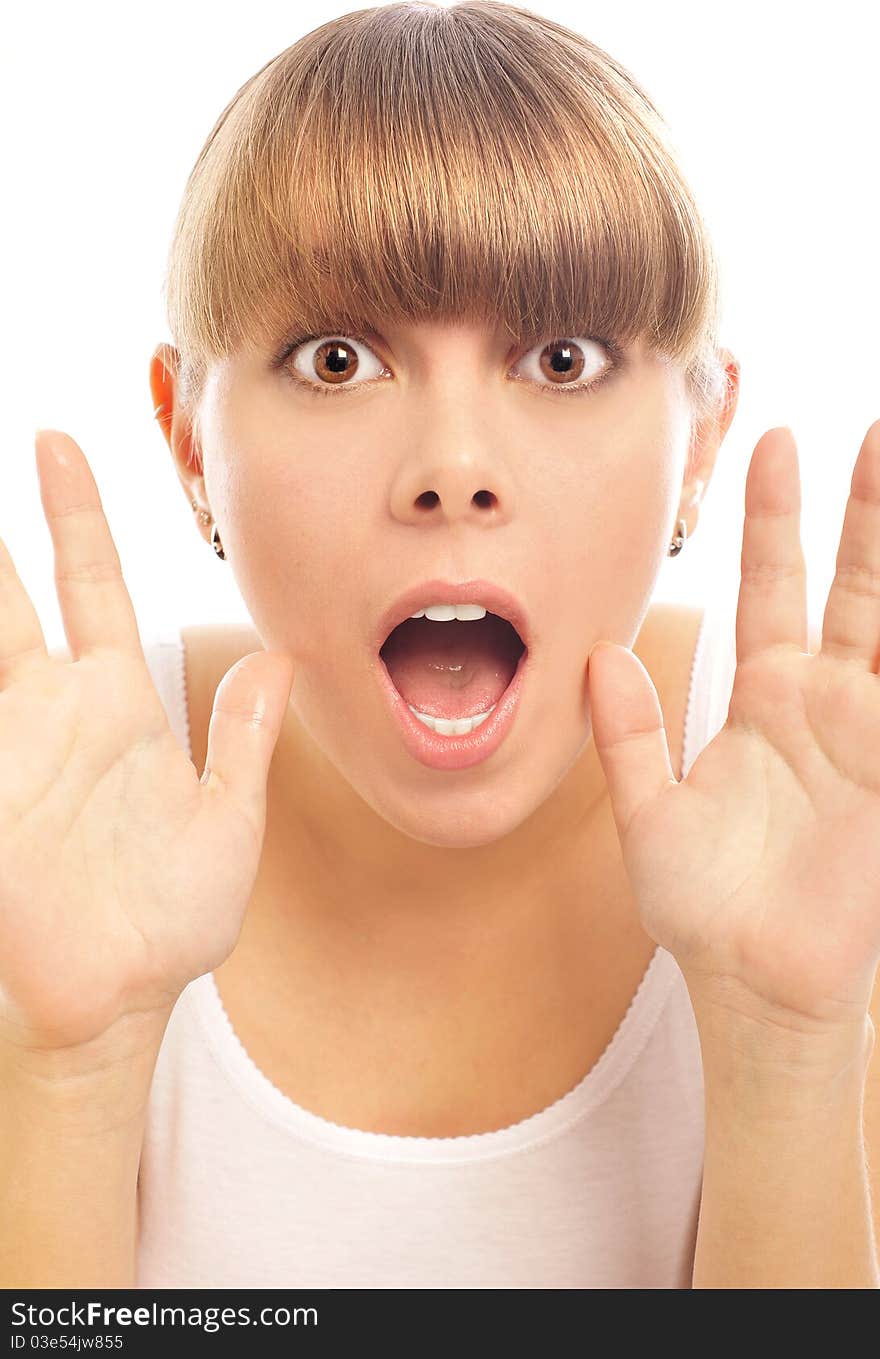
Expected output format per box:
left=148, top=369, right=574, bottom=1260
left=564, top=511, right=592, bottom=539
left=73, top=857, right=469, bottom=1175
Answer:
left=358, top=729, right=594, bottom=851
left=292, top=666, right=595, bottom=850
left=362, top=786, right=540, bottom=850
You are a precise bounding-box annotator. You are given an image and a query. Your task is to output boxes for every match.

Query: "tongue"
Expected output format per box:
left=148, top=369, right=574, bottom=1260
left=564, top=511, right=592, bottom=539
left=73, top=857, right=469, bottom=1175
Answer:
left=380, top=616, right=521, bottom=719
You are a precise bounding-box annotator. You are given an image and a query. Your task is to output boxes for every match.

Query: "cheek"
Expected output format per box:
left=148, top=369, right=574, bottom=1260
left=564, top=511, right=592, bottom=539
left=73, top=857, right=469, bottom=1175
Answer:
left=231, top=480, right=374, bottom=668
left=544, top=459, right=676, bottom=649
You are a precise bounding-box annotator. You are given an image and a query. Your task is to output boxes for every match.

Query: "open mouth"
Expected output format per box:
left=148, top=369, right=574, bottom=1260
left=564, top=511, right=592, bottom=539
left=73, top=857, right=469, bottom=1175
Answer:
left=379, top=611, right=527, bottom=735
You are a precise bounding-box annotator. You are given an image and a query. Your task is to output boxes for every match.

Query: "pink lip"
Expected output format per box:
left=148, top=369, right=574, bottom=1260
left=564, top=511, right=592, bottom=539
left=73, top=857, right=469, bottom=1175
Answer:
left=374, top=644, right=531, bottom=772
left=372, top=578, right=533, bottom=654
left=372, top=577, right=533, bottom=772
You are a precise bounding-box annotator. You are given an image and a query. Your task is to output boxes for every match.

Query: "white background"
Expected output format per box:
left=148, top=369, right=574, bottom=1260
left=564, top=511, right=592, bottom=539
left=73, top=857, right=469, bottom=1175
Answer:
left=3, top=0, right=878, bottom=648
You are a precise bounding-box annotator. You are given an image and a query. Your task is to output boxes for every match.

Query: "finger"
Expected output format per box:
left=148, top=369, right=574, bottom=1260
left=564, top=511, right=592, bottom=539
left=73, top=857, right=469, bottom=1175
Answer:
left=200, top=652, right=296, bottom=835
left=0, top=531, right=50, bottom=686
left=819, top=417, right=880, bottom=671
left=735, top=426, right=808, bottom=666
left=35, top=430, right=144, bottom=661
left=587, top=641, right=676, bottom=843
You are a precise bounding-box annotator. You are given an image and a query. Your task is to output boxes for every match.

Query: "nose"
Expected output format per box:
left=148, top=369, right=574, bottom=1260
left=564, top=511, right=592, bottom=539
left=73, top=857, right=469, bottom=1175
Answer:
left=389, top=451, right=511, bottom=527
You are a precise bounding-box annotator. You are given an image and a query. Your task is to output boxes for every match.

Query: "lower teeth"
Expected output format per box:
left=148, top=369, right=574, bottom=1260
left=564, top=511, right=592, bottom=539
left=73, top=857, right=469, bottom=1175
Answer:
left=407, top=703, right=497, bottom=736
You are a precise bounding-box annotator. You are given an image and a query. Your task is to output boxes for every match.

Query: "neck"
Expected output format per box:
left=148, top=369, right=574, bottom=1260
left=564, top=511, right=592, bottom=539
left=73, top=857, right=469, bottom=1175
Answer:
left=259, top=704, right=611, bottom=945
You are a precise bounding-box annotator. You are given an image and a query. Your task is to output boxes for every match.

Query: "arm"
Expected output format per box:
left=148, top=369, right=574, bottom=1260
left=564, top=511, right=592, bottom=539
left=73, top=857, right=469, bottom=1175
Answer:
left=0, top=432, right=291, bottom=1287
left=586, top=424, right=880, bottom=1287
left=0, top=1016, right=170, bottom=1289
left=691, top=1011, right=879, bottom=1288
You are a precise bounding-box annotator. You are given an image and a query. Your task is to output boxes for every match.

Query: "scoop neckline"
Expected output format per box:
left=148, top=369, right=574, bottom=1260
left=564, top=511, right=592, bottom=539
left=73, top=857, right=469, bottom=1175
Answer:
left=181, top=944, right=678, bottom=1164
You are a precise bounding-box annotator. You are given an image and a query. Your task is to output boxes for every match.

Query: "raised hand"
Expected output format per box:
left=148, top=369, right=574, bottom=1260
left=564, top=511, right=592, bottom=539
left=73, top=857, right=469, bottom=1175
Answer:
left=0, top=431, right=294, bottom=1056
left=588, top=420, right=880, bottom=1045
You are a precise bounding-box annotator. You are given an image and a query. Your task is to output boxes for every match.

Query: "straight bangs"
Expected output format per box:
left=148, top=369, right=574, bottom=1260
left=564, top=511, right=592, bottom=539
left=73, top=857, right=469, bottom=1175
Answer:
left=163, top=1, right=726, bottom=431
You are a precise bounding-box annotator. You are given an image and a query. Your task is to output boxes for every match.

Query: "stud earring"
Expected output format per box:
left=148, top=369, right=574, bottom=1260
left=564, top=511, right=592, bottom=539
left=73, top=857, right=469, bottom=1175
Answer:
left=186, top=498, right=225, bottom=559
left=668, top=518, right=687, bottom=557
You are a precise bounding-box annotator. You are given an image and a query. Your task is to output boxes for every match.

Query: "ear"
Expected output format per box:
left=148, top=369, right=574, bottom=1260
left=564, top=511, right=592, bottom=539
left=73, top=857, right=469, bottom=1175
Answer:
left=148, top=343, right=209, bottom=521
left=680, top=349, right=741, bottom=535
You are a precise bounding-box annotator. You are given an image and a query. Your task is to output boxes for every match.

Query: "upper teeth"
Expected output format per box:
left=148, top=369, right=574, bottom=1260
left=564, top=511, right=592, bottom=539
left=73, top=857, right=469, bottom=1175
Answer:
left=409, top=603, right=488, bottom=621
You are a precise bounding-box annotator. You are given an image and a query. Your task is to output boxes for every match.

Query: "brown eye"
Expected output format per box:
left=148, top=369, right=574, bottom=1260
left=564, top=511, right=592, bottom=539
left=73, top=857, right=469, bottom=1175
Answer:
left=542, top=340, right=584, bottom=383
left=277, top=330, right=620, bottom=400
left=287, top=334, right=387, bottom=394
left=310, top=339, right=359, bottom=384
left=514, top=337, right=613, bottom=393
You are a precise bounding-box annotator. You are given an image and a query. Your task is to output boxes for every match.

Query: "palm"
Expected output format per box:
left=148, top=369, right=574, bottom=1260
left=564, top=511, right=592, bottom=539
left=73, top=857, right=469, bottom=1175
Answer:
left=0, top=648, right=261, bottom=1047
left=590, top=421, right=880, bottom=1030
left=0, top=430, right=293, bottom=1055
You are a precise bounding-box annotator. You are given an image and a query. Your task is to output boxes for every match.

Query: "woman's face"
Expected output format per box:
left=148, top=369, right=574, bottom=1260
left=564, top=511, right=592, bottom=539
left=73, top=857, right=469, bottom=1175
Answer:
left=187, top=321, right=702, bottom=849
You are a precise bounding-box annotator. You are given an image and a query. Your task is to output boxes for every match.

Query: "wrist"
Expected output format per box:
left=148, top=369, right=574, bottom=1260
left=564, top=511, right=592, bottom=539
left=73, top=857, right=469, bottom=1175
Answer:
left=692, top=1001, right=873, bottom=1119
left=0, top=1007, right=175, bottom=1132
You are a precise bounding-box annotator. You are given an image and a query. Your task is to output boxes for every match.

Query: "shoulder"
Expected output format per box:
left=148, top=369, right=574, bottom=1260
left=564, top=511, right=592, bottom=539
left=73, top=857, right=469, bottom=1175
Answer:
left=635, top=601, right=705, bottom=783
left=179, top=621, right=261, bottom=683
left=636, top=599, right=704, bottom=673
left=635, top=601, right=705, bottom=718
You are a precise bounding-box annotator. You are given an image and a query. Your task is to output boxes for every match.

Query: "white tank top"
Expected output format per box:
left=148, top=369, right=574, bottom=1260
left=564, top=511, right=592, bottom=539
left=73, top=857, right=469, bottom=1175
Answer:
left=136, top=593, right=738, bottom=1289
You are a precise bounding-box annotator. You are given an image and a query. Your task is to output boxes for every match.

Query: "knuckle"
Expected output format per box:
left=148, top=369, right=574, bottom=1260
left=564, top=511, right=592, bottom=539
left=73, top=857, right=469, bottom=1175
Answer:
left=740, top=560, right=806, bottom=589
left=831, top=562, right=880, bottom=601
left=46, top=499, right=101, bottom=522
left=55, top=557, right=123, bottom=586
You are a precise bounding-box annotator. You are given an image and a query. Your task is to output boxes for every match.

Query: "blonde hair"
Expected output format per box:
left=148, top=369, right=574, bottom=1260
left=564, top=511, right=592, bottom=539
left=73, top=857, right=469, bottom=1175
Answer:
left=162, top=0, right=730, bottom=452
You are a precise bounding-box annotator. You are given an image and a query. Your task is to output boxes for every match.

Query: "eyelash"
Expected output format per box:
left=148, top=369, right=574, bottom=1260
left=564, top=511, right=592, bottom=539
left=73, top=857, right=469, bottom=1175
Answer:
left=269, top=331, right=625, bottom=400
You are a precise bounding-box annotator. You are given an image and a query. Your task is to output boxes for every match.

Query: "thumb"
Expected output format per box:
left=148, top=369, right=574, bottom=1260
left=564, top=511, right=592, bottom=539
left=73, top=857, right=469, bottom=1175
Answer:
left=587, top=640, right=677, bottom=840
left=200, top=650, right=295, bottom=828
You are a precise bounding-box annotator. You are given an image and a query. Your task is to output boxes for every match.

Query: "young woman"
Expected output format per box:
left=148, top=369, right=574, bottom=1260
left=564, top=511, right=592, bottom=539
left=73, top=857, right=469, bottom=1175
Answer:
left=2, top=1, right=878, bottom=1289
